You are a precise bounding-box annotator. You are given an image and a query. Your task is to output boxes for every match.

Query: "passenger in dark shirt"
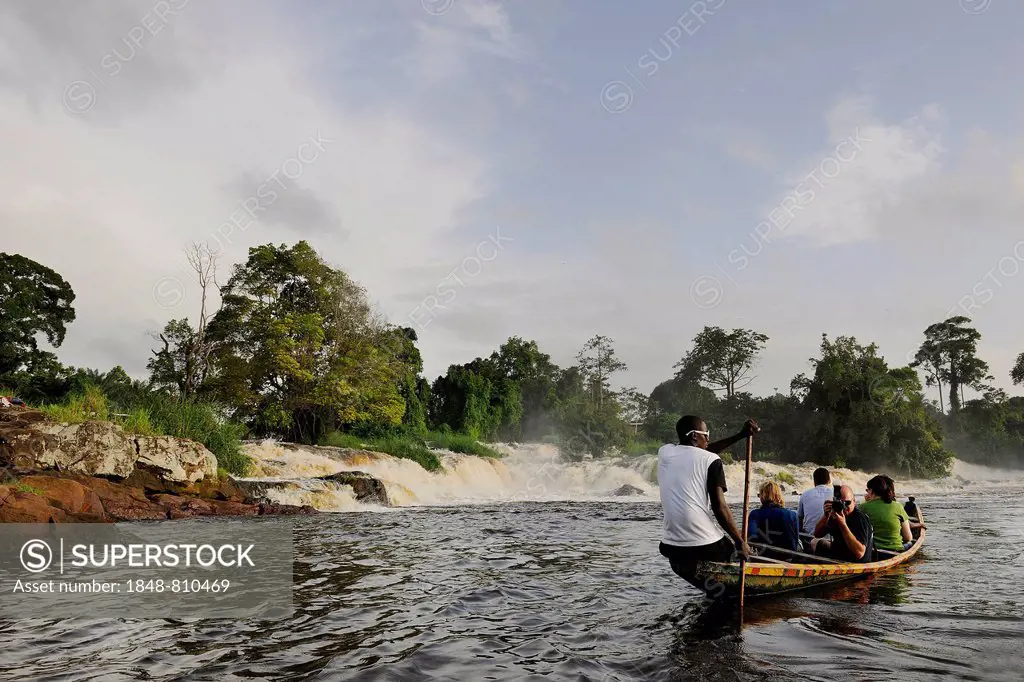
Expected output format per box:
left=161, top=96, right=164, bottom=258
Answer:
left=809, top=484, right=874, bottom=563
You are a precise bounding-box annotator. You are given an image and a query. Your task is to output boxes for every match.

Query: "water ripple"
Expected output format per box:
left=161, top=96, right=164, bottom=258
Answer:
left=2, top=495, right=1022, bottom=681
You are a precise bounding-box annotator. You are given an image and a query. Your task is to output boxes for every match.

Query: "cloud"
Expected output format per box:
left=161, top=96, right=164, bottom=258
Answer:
left=768, top=97, right=945, bottom=246
left=225, top=172, right=346, bottom=239
left=413, top=0, right=526, bottom=82
left=0, top=1, right=488, bottom=376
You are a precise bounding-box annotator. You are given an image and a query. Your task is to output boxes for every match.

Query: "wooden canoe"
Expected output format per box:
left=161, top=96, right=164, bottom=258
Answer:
left=683, top=529, right=926, bottom=597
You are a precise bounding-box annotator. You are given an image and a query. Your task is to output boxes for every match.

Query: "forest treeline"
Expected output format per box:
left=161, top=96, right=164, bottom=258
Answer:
left=3, top=244, right=1023, bottom=478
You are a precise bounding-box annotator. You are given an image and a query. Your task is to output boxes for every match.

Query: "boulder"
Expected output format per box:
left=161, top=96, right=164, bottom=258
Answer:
left=0, top=484, right=105, bottom=523
left=16, top=475, right=105, bottom=516
left=151, top=494, right=259, bottom=519
left=0, top=485, right=67, bottom=523
left=0, top=410, right=217, bottom=485
left=184, top=475, right=248, bottom=503
left=63, top=475, right=168, bottom=521
left=257, top=502, right=319, bottom=516
left=317, top=471, right=390, bottom=505
left=136, top=436, right=217, bottom=484
left=232, top=471, right=389, bottom=508
left=611, top=484, right=647, bottom=497
left=1, top=416, right=138, bottom=478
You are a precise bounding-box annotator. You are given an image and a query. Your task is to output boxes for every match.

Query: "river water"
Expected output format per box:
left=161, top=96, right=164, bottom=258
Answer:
left=2, top=487, right=1023, bottom=681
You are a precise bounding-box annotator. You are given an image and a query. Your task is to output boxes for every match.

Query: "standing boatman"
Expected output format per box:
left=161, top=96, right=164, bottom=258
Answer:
left=658, top=415, right=760, bottom=579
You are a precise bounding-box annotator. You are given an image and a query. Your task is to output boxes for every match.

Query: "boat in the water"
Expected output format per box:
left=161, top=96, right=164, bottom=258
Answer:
left=683, top=530, right=926, bottom=597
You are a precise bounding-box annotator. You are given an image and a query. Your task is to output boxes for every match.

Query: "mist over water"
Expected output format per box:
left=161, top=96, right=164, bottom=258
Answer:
left=239, top=441, right=1024, bottom=511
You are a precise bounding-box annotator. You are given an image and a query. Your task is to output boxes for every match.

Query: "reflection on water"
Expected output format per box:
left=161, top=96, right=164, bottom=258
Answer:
left=1, top=493, right=1022, bottom=681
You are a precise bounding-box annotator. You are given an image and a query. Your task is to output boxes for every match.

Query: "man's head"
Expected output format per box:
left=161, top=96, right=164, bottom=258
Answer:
left=813, top=467, right=831, bottom=486
left=676, top=415, right=709, bottom=449
left=834, top=484, right=857, bottom=516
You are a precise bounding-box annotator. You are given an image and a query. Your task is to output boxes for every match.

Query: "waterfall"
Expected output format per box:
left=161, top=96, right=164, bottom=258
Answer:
left=235, top=440, right=1024, bottom=512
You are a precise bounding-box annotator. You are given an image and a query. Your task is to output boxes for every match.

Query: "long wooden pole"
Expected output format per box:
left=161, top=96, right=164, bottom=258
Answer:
left=738, top=434, right=753, bottom=630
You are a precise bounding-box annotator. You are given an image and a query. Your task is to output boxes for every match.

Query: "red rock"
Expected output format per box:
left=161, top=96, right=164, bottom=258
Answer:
left=151, top=494, right=259, bottom=519
left=183, top=476, right=248, bottom=503
left=62, top=476, right=168, bottom=521
left=17, top=475, right=106, bottom=516
left=0, top=485, right=67, bottom=523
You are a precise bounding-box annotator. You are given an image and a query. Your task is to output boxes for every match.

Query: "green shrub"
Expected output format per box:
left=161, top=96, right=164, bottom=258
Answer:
left=321, top=428, right=499, bottom=468
left=425, top=430, right=502, bottom=458
left=321, top=431, right=369, bottom=449
left=774, top=470, right=797, bottom=486
left=622, top=439, right=662, bottom=457
left=373, top=437, right=442, bottom=471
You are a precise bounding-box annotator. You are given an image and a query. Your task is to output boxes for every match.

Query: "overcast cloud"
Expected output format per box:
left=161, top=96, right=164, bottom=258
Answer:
left=2, top=0, right=1022, bottom=405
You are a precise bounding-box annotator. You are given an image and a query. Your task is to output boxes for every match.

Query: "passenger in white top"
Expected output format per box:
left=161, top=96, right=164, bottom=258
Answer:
left=797, top=467, right=834, bottom=535
left=658, top=415, right=759, bottom=578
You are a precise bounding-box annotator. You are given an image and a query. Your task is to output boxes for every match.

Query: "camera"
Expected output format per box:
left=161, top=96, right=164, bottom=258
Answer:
left=830, top=497, right=850, bottom=515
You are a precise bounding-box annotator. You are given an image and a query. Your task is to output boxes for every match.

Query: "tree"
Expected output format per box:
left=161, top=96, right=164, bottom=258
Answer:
left=148, top=244, right=220, bottom=397
left=0, top=253, right=76, bottom=380
left=1011, top=352, right=1024, bottom=386
left=911, top=317, right=990, bottom=414
left=428, top=360, right=521, bottom=440
left=576, top=335, right=627, bottom=408
left=392, top=326, right=427, bottom=434
left=911, top=338, right=946, bottom=413
left=205, top=241, right=406, bottom=442
left=148, top=319, right=205, bottom=395
left=790, top=334, right=952, bottom=477
left=550, top=338, right=632, bottom=458
left=617, top=386, right=650, bottom=426
left=488, top=336, right=559, bottom=439
left=674, top=327, right=769, bottom=397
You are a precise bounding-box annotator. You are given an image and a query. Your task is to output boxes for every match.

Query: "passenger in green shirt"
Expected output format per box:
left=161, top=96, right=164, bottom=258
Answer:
left=860, top=475, right=913, bottom=553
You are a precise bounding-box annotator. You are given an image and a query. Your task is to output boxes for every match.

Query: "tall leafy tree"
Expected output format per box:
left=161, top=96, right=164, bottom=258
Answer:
left=393, top=326, right=427, bottom=434
left=790, top=334, right=951, bottom=476
left=428, top=359, right=521, bottom=440
left=0, top=253, right=76, bottom=380
left=674, top=327, right=769, bottom=397
left=576, top=334, right=627, bottom=408
left=911, top=337, right=946, bottom=413
left=205, top=241, right=405, bottom=442
left=912, top=317, right=990, bottom=413
left=488, top=336, right=559, bottom=439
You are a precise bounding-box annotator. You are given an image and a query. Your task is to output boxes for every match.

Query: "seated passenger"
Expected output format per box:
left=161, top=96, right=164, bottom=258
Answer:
left=809, top=485, right=874, bottom=563
left=797, top=467, right=833, bottom=536
left=747, top=480, right=800, bottom=556
left=860, top=475, right=914, bottom=553
left=903, top=495, right=926, bottom=539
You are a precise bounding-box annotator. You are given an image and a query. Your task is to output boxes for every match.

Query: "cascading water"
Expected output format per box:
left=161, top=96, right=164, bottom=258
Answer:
left=235, top=440, right=1024, bottom=512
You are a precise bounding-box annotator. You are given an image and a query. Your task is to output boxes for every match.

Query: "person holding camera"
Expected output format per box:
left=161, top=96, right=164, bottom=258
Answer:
left=809, top=484, right=874, bottom=563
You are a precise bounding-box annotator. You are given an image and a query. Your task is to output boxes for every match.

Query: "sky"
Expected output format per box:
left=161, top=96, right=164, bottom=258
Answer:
left=2, top=0, right=1023, bottom=404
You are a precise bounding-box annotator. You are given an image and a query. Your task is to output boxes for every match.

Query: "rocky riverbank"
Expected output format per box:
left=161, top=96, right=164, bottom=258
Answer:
left=0, top=407, right=320, bottom=522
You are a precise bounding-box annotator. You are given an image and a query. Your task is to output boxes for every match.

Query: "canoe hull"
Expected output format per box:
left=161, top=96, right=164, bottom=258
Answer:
left=684, top=530, right=925, bottom=597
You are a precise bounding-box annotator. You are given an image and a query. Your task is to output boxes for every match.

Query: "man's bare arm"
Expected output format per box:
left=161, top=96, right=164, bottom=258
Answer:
left=707, top=432, right=745, bottom=455
left=707, top=419, right=760, bottom=454
left=710, top=487, right=744, bottom=546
